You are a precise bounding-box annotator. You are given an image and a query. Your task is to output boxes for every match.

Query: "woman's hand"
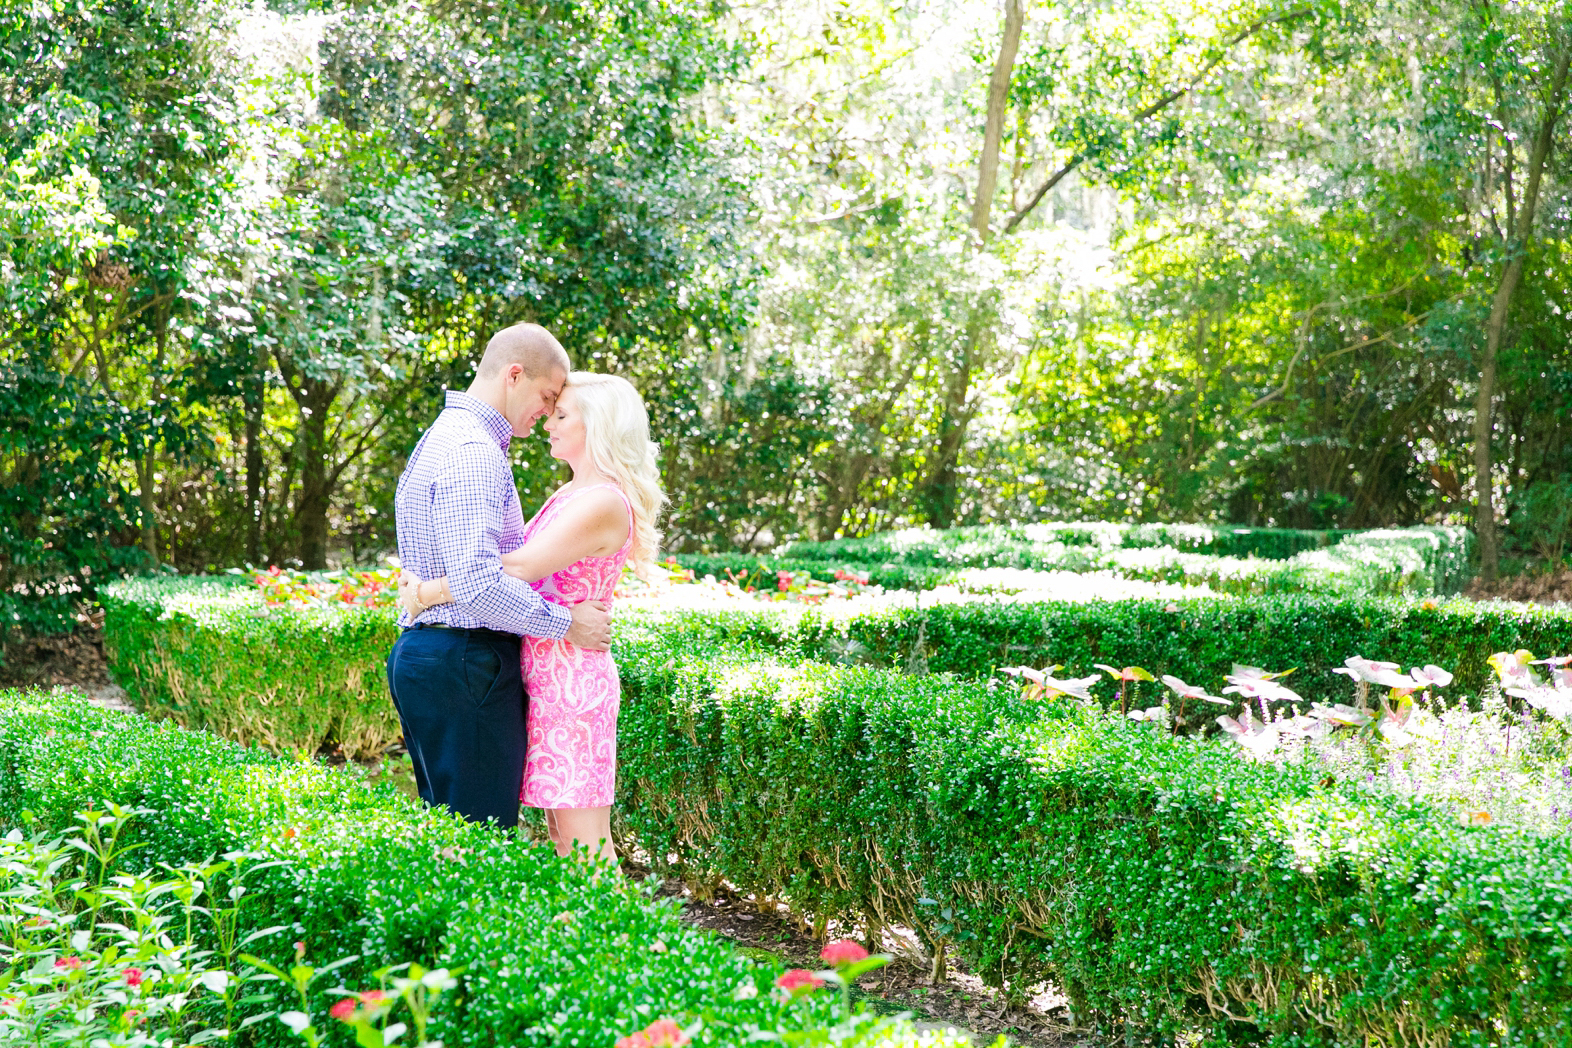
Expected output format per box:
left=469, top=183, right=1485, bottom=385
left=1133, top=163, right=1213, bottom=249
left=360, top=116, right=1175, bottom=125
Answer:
left=398, top=570, right=427, bottom=619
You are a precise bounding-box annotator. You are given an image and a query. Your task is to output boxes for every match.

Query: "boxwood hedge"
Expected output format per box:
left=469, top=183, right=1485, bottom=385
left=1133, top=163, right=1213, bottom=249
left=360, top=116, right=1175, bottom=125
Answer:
left=86, top=577, right=1572, bottom=1044
left=751, top=524, right=1475, bottom=598
left=100, top=575, right=1572, bottom=759
left=100, top=575, right=403, bottom=757
left=0, top=688, right=965, bottom=1048
left=612, top=636, right=1572, bottom=1046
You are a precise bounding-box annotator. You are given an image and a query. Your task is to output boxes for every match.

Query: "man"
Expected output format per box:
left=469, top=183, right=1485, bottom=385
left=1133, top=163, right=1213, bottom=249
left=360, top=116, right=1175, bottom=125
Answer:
left=387, top=322, right=612, bottom=828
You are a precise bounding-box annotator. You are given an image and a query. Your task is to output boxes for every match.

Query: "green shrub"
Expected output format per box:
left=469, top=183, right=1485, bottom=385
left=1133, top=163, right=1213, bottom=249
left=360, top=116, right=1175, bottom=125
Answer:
left=0, top=688, right=969, bottom=1048
left=100, top=575, right=402, bottom=757
left=613, top=638, right=1572, bottom=1046
left=781, top=522, right=1358, bottom=563
left=670, top=553, right=951, bottom=594
left=102, top=576, right=1572, bottom=759
left=767, top=524, right=1474, bottom=597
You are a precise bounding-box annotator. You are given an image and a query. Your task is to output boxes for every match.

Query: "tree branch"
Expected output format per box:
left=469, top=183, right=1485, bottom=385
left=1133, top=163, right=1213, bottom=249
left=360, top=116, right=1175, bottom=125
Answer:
left=972, top=0, right=1025, bottom=242
left=1003, top=6, right=1309, bottom=236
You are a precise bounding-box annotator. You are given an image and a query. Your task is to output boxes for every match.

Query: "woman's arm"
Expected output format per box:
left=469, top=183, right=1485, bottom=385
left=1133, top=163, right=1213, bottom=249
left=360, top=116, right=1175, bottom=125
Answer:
left=499, top=487, right=629, bottom=582
left=401, top=489, right=630, bottom=610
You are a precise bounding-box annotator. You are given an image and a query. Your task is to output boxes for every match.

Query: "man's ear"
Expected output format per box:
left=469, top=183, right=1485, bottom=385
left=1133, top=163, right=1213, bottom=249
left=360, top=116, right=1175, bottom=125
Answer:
left=504, top=363, right=525, bottom=388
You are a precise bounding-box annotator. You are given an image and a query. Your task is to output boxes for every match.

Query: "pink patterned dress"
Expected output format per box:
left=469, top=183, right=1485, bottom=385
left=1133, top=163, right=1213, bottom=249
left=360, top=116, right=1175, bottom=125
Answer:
left=518, top=483, right=632, bottom=809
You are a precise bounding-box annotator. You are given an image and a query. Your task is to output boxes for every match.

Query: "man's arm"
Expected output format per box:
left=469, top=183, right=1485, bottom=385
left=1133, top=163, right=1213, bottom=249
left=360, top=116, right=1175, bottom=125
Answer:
left=429, top=440, right=571, bottom=639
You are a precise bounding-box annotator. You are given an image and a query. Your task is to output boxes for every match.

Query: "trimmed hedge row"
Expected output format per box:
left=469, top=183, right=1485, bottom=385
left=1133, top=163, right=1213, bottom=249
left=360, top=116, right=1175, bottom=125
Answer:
left=101, top=577, right=1572, bottom=759
left=688, top=526, right=1475, bottom=598
left=783, top=522, right=1358, bottom=562
left=0, top=688, right=965, bottom=1048
left=101, top=575, right=402, bottom=757
left=612, top=633, right=1572, bottom=1045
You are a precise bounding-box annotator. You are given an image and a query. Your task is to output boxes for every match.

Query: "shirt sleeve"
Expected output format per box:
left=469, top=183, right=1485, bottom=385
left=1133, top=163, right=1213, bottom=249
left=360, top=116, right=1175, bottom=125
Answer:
left=428, top=440, right=572, bottom=639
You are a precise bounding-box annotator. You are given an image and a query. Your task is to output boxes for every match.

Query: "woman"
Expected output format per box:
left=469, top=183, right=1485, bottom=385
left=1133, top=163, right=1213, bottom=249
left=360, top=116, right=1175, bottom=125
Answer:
left=398, top=372, right=664, bottom=864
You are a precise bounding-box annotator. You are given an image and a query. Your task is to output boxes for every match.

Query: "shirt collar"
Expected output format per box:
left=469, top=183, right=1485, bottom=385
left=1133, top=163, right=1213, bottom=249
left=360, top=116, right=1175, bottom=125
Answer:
left=445, top=390, right=513, bottom=450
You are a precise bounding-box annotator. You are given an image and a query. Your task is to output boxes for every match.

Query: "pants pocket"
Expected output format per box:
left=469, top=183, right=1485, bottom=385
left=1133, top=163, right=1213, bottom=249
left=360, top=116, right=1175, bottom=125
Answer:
left=463, top=637, right=504, bottom=707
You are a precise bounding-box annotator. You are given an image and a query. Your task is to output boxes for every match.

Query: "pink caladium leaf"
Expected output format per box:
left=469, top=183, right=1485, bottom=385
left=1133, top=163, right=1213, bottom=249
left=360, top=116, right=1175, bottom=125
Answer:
left=1507, top=686, right=1572, bottom=719
left=1408, top=664, right=1454, bottom=688
left=1332, top=656, right=1415, bottom=690
left=1160, top=674, right=1229, bottom=704
left=1309, top=703, right=1372, bottom=727
left=1222, top=675, right=1303, bottom=703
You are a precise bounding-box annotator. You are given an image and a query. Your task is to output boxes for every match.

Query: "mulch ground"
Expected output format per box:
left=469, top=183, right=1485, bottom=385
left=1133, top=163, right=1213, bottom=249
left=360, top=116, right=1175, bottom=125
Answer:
left=624, top=868, right=1091, bottom=1047
left=0, top=613, right=114, bottom=688
left=1465, top=566, right=1572, bottom=604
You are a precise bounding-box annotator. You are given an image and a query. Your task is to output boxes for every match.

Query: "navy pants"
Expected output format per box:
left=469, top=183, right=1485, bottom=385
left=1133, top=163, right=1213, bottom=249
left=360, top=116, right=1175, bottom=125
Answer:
left=386, top=624, right=525, bottom=828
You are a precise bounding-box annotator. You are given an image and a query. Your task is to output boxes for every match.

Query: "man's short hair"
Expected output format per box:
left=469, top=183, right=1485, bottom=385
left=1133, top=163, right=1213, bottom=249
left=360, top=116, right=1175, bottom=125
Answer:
left=476, top=323, right=570, bottom=380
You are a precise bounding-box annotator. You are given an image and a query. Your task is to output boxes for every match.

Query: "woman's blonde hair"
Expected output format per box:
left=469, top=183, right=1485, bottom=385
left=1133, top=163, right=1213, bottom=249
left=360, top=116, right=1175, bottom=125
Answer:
left=564, top=372, right=666, bottom=576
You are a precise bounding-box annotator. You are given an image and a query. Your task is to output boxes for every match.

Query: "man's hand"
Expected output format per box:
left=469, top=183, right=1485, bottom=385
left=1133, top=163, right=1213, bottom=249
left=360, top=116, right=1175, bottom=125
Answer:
left=564, top=599, right=612, bottom=651
left=397, top=570, right=426, bottom=620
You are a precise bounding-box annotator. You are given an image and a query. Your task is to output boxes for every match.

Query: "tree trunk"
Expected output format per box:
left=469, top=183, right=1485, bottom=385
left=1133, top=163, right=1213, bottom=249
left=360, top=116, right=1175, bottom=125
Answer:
left=970, top=0, right=1024, bottom=242
left=293, top=385, right=334, bottom=569
left=919, top=323, right=982, bottom=528
left=1474, top=44, right=1572, bottom=584
left=1473, top=262, right=1522, bottom=583
left=244, top=383, right=264, bottom=565
left=137, top=453, right=158, bottom=567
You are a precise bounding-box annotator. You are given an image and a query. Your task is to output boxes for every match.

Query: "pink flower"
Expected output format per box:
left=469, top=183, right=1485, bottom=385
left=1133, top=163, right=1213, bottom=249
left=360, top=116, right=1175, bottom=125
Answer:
left=641, top=1019, right=687, bottom=1046
left=820, top=939, right=869, bottom=966
left=777, top=570, right=792, bottom=593
left=358, top=990, right=387, bottom=1007
left=54, top=956, right=82, bottom=971
left=775, top=968, right=824, bottom=996
left=122, top=968, right=144, bottom=988
left=330, top=998, right=357, bottom=1022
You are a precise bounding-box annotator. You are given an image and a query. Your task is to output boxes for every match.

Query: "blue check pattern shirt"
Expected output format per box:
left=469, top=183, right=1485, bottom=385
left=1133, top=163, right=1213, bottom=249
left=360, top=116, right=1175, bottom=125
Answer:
left=394, top=390, right=571, bottom=639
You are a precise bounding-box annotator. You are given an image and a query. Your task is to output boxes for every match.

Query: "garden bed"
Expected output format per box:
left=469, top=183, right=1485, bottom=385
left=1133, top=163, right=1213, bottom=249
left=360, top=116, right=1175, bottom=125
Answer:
left=614, top=633, right=1572, bottom=1045
left=101, top=572, right=1572, bottom=758
left=0, top=687, right=968, bottom=1048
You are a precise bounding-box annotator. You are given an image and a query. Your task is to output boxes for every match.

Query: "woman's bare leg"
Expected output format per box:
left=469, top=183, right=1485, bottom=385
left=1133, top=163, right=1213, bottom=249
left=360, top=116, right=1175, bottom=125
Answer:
left=548, top=806, right=616, bottom=864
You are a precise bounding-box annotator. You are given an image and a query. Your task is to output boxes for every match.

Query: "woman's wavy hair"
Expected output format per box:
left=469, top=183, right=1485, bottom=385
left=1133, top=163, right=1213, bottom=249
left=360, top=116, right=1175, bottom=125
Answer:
left=564, top=372, right=666, bottom=577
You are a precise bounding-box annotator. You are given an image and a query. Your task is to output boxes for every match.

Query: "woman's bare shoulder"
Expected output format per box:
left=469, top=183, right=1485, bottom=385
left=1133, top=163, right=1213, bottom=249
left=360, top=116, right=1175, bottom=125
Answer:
left=563, top=485, right=630, bottom=526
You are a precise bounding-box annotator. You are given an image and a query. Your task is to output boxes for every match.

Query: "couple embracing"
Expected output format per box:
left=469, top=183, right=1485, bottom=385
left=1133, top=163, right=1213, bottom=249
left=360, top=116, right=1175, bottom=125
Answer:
left=386, top=322, right=662, bottom=864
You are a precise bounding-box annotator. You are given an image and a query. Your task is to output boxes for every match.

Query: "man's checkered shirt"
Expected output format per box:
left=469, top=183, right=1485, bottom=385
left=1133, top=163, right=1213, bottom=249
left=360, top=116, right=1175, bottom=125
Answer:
left=394, top=390, right=571, bottom=638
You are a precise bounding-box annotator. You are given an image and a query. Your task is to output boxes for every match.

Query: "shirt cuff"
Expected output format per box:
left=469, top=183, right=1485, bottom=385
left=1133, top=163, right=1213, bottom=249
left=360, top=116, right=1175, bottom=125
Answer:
left=541, top=600, right=572, bottom=640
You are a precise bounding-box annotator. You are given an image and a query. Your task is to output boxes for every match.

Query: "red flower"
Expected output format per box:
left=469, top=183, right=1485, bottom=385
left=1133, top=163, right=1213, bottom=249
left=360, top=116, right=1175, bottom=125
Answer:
left=54, top=956, right=82, bottom=971
left=642, top=1019, right=687, bottom=1046
left=775, top=968, right=824, bottom=996
left=777, top=570, right=792, bottom=593
left=820, top=939, right=869, bottom=966
left=330, top=998, right=357, bottom=1022
left=122, top=968, right=144, bottom=988
left=614, top=1019, right=688, bottom=1048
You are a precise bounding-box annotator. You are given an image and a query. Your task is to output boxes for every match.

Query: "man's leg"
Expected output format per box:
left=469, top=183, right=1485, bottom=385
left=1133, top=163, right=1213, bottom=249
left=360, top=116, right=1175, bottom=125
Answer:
left=386, top=629, right=435, bottom=806
left=443, top=631, right=526, bottom=826
left=386, top=627, right=524, bottom=827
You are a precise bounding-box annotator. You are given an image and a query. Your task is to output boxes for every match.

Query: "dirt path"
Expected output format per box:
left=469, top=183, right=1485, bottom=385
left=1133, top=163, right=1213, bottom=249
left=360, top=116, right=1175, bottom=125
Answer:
left=633, top=872, right=1092, bottom=1047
